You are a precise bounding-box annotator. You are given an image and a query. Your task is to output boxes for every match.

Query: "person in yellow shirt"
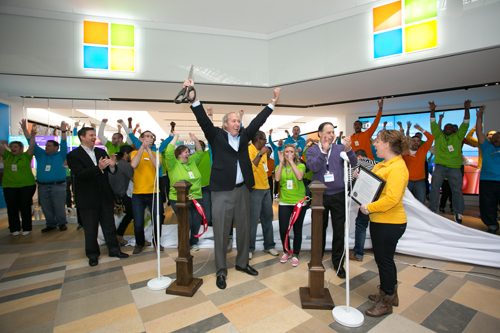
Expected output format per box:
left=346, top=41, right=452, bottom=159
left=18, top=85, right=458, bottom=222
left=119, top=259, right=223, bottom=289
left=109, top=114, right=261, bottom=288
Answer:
left=358, top=130, right=409, bottom=317
left=248, top=131, right=278, bottom=258
left=130, top=131, right=163, bottom=255
left=465, top=125, right=497, bottom=169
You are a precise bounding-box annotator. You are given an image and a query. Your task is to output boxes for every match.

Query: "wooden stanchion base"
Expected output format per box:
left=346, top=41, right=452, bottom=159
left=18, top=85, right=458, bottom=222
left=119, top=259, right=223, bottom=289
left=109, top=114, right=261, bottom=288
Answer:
left=166, top=278, right=203, bottom=297
left=299, top=287, right=335, bottom=310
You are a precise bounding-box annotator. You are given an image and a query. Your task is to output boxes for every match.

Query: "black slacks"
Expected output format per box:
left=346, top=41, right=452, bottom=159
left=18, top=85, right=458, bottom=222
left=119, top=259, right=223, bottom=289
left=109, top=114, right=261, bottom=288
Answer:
left=322, top=191, right=346, bottom=269
left=79, top=201, right=121, bottom=260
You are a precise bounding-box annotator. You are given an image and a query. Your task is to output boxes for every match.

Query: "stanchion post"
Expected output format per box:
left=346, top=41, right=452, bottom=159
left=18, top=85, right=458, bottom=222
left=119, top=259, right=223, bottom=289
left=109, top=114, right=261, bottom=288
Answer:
left=166, top=180, right=203, bottom=297
left=299, top=181, right=335, bottom=309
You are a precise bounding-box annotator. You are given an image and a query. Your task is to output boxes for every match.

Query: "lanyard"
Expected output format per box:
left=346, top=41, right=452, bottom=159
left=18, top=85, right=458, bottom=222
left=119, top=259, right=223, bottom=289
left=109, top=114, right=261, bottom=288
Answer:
left=324, top=145, right=332, bottom=171
left=189, top=195, right=208, bottom=238
left=284, top=197, right=309, bottom=254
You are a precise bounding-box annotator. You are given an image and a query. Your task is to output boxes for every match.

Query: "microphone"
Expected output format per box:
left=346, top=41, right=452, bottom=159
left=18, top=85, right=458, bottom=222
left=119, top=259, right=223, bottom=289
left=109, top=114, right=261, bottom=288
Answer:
left=339, top=151, right=350, bottom=163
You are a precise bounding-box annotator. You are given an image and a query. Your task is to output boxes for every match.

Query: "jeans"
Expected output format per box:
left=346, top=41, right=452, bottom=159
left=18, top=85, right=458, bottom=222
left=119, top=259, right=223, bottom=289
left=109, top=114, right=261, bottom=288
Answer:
left=322, top=191, right=345, bottom=269
left=171, top=198, right=204, bottom=246
left=116, top=195, right=134, bottom=236
left=479, top=180, right=500, bottom=231
left=353, top=208, right=370, bottom=259
left=249, top=189, right=275, bottom=253
left=4, top=185, right=36, bottom=232
left=131, top=193, right=163, bottom=247
left=440, top=179, right=452, bottom=209
left=407, top=179, right=427, bottom=204
left=429, top=164, right=464, bottom=214
left=201, top=187, right=212, bottom=224
left=38, top=183, right=68, bottom=228
left=278, top=204, right=306, bottom=255
left=370, top=222, right=406, bottom=296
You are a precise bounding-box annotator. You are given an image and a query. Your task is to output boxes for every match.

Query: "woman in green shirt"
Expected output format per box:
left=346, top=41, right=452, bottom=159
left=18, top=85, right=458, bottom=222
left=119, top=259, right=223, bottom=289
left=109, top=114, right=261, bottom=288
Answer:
left=276, top=144, right=307, bottom=267
left=166, top=132, right=204, bottom=251
left=0, top=122, right=37, bottom=235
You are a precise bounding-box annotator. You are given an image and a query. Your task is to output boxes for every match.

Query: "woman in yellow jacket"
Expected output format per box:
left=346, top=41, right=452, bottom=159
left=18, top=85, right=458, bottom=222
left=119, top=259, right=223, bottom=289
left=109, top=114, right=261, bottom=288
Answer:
left=358, top=130, right=409, bottom=317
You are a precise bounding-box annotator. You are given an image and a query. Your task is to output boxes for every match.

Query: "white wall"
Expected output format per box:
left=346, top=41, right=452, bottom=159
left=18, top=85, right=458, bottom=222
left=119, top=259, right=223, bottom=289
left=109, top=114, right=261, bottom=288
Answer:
left=1, top=1, right=499, bottom=86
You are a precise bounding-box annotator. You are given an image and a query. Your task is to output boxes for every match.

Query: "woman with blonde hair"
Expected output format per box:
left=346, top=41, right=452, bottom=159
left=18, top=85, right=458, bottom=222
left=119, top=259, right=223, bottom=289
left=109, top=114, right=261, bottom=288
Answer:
left=276, top=143, right=307, bottom=267
left=357, top=129, right=409, bottom=317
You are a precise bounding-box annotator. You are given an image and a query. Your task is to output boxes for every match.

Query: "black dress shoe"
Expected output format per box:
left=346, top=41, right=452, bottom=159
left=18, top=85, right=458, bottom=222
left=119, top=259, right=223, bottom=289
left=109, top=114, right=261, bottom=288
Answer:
left=89, top=259, right=98, bottom=267
left=235, top=265, right=258, bottom=276
left=109, top=252, right=129, bottom=259
left=41, top=226, right=57, bottom=233
left=216, top=275, right=226, bottom=289
left=59, top=224, right=68, bottom=231
left=337, top=267, right=346, bottom=279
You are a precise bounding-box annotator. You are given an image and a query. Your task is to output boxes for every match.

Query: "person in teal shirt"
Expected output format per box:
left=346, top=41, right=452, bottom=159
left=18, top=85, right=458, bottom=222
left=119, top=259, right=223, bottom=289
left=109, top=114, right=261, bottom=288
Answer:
left=475, top=106, right=500, bottom=234
left=275, top=144, right=307, bottom=267
left=166, top=132, right=204, bottom=250
left=1, top=120, right=36, bottom=236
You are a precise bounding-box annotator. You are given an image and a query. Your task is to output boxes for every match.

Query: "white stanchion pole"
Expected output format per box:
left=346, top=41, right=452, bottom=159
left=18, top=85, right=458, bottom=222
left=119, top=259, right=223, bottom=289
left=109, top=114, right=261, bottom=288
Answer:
left=332, top=156, right=364, bottom=327
left=148, top=142, right=172, bottom=291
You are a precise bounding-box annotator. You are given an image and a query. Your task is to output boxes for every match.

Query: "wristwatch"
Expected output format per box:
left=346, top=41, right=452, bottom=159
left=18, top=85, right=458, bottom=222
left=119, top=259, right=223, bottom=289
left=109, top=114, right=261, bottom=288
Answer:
left=365, top=206, right=370, bottom=214
left=257, top=153, right=262, bottom=157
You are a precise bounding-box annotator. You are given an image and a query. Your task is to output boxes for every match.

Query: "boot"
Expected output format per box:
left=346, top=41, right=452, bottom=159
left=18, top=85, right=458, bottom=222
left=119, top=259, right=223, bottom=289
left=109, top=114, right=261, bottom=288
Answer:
left=365, top=293, right=394, bottom=317
left=368, top=284, right=399, bottom=306
left=117, top=235, right=128, bottom=246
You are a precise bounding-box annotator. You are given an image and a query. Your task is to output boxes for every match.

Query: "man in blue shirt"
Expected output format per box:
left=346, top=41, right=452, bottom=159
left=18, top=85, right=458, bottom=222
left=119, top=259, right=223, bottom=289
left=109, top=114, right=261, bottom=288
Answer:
left=475, top=106, right=500, bottom=234
left=284, top=126, right=306, bottom=157
left=23, top=120, right=70, bottom=232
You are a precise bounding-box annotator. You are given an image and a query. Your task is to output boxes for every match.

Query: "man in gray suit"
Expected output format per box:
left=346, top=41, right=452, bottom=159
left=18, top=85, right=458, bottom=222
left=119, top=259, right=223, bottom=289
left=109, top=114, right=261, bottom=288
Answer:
left=183, top=78, right=281, bottom=289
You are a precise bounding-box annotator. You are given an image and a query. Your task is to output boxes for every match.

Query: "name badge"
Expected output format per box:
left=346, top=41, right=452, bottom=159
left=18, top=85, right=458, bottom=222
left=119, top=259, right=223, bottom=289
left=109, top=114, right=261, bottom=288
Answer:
left=263, top=163, right=269, bottom=172
left=12, top=164, right=18, bottom=171
left=144, top=158, right=150, bottom=161
left=188, top=171, right=195, bottom=179
left=45, top=165, right=51, bottom=172
left=447, top=145, right=454, bottom=152
left=355, top=141, right=360, bottom=147
left=324, top=172, right=334, bottom=182
left=287, top=179, right=293, bottom=189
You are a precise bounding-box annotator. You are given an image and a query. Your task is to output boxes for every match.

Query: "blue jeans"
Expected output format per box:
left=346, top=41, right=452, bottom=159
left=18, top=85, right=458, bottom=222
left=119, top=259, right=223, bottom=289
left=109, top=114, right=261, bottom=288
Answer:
left=171, top=198, right=203, bottom=246
left=38, top=183, right=68, bottom=228
left=249, top=189, right=275, bottom=253
left=353, top=208, right=370, bottom=259
left=429, top=164, right=464, bottom=214
left=407, top=179, right=427, bottom=204
left=131, top=193, right=163, bottom=247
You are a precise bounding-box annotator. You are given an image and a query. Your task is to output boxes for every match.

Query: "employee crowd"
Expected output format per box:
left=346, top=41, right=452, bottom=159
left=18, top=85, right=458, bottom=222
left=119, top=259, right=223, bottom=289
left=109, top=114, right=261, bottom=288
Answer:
left=1, top=81, right=499, bottom=317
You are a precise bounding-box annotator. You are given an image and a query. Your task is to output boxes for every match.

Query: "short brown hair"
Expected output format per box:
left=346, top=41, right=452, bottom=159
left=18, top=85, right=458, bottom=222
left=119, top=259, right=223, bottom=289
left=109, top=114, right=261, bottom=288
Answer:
left=174, top=145, right=189, bottom=159
left=377, top=130, right=410, bottom=155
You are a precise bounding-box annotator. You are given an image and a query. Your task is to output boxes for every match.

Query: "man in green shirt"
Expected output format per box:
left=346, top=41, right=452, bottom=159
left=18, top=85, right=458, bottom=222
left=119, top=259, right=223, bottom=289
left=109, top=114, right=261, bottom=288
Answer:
left=429, top=100, right=470, bottom=224
left=98, top=118, right=132, bottom=155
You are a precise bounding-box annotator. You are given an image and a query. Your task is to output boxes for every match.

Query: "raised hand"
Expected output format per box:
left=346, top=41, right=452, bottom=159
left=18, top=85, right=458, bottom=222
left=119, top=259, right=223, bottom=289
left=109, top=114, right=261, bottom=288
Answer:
left=407, top=121, right=411, bottom=128
left=464, top=99, right=472, bottom=109
left=269, top=128, right=273, bottom=135
left=273, top=87, right=281, bottom=102
left=278, top=150, right=284, bottom=164
left=438, top=113, right=444, bottom=120
left=19, top=119, right=28, bottom=130
left=102, top=118, right=108, bottom=124
left=377, top=97, right=384, bottom=110
left=342, top=136, right=352, bottom=152
left=189, top=132, right=199, bottom=142
left=428, top=101, right=436, bottom=110
left=285, top=129, right=290, bottom=136
left=239, top=109, right=245, bottom=120
left=476, top=105, right=486, bottom=117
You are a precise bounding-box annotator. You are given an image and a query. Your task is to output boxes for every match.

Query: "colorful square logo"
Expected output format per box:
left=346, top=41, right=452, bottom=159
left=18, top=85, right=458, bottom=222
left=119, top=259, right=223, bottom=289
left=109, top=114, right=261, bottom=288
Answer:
left=83, top=21, right=135, bottom=71
left=373, top=0, right=437, bottom=59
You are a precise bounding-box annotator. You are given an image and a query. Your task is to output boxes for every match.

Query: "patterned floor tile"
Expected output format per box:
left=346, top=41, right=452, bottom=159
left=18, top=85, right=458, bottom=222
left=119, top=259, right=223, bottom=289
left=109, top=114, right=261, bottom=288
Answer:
left=329, top=301, right=389, bottom=333
left=399, top=292, right=444, bottom=324
left=286, top=317, right=335, bottom=333
left=451, top=280, right=500, bottom=319
left=171, top=313, right=230, bottom=333
left=463, top=311, right=500, bottom=333
left=0, top=299, right=59, bottom=332
left=367, top=313, right=435, bottom=333
left=208, top=279, right=267, bottom=306
left=420, top=299, right=477, bottom=333
left=414, top=270, right=449, bottom=292
left=240, top=304, right=311, bottom=333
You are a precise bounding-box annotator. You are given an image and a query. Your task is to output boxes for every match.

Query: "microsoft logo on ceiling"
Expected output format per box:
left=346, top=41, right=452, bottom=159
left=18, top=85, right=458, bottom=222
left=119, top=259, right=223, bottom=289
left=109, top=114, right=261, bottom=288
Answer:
left=83, top=21, right=135, bottom=71
left=373, top=0, right=437, bottom=59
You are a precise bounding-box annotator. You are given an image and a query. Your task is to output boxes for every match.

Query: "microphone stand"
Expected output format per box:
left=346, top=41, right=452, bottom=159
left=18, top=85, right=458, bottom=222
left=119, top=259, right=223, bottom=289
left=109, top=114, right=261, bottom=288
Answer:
left=332, top=152, right=364, bottom=327
left=148, top=142, right=172, bottom=291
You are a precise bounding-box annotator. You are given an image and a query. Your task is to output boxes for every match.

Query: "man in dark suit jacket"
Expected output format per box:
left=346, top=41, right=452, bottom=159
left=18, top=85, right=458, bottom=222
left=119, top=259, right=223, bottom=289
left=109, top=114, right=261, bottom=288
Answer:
left=67, top=127, right=129, bottom=266
left=183, top=78, right=281, bottom=289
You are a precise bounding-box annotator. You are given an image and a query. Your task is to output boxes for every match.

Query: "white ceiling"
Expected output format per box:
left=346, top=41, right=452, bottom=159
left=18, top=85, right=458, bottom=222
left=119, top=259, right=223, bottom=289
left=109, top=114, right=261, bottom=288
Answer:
left=0, top=0, right=379, bottom=37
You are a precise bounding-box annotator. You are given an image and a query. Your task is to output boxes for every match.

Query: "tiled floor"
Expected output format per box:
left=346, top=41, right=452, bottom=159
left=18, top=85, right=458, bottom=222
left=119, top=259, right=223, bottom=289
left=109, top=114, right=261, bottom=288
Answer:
left=0, top=202, right=499, bottom=333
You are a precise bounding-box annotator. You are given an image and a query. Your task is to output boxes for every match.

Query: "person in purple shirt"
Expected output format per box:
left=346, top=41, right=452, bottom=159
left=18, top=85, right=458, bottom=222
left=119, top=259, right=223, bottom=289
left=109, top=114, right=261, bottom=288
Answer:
left=306, top=122, right=356, bottom=279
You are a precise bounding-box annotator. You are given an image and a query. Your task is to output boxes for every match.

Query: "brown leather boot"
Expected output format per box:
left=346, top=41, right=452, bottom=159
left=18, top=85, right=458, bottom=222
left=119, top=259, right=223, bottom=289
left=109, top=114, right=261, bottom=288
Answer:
left=365, top=293, right=394, bottom=317
left=368, top=284, right=399, bottom=306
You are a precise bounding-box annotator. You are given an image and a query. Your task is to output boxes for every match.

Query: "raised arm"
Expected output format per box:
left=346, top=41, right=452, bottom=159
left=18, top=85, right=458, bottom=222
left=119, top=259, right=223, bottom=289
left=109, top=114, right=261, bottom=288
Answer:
left=464, top=99, right=471, bottom=121
left=476, top=106, right=486, bottom=145
left=190, top=133, right=202, bottom=152
left=27, top=125, right=37, bottom=155
left=98, top=119, right=108, bottom=145
left=366, top=98, right=384, bottom=137
left=239, top=109, right=245, bottom=127
left=131, top=143, right=145, bottom=169
left=20, top=119, right=30, bottom=139
left=275, top=150, right=284, bottom=182
left=406, top=121, right=412, bottom=138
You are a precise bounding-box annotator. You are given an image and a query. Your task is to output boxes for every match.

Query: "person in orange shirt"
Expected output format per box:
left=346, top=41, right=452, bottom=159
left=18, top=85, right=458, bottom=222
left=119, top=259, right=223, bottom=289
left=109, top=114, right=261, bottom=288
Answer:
left=351, top=98, right=384, bottom=160
left=402, top=124, right=434, bottom=204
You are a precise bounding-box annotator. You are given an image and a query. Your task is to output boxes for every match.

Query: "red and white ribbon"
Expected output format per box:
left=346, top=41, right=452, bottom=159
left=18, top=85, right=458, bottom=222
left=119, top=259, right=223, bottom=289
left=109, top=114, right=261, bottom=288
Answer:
left=284, top=197, right=308, bottom=254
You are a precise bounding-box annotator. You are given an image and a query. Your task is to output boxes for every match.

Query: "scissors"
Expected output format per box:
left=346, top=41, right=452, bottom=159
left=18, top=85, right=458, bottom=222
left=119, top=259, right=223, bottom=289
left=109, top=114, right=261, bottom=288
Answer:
left=174, top=65, right=196, bottom=104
